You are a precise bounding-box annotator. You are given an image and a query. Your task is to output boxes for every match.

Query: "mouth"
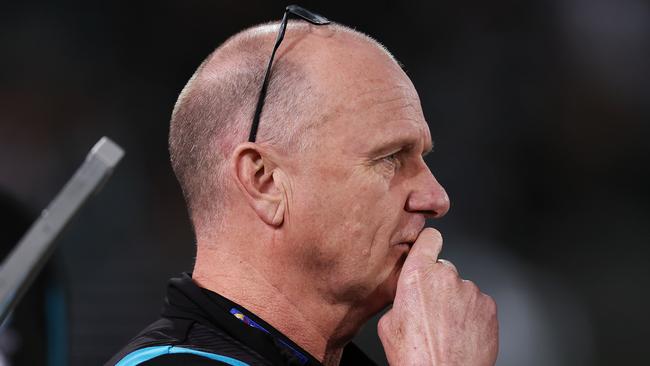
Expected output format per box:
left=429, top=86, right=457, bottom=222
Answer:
left=394, top=223, right=425, bottom=247
left=394, top=241, right=414, bottom=250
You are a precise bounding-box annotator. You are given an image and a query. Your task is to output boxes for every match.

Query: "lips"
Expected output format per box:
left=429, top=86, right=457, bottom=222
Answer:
left=394, top=241, right=414, bottom=249
left=394, top=234, right=419, bottom=247
left=393, top=218, right=425, bottom=247
left=394, top=231, right=419, bottom=245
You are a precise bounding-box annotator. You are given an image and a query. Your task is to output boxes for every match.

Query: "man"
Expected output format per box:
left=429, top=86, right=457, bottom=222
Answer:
left=108, top=6, right=498, bottom=366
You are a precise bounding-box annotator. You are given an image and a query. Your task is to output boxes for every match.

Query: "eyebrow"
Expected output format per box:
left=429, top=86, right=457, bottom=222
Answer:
left=367, top=135, right=434, bottom=158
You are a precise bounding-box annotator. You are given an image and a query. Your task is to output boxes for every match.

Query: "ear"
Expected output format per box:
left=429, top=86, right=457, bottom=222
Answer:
left=230, top=143, right=286, bottom=227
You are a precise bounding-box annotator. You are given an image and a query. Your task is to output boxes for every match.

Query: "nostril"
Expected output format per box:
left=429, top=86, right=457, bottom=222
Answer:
left=438, top=191, right=451, bottom=217
left=415, top=209, right=436, bottom=218
left=429, top=198, right=450, bottom=219
left=404, top=189, right=450, bottom=218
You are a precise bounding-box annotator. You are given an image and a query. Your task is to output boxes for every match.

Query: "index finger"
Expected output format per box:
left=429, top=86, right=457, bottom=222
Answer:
left=403, top=227, right=443, bottom=269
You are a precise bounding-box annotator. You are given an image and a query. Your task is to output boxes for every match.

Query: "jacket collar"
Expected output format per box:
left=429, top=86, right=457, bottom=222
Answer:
left=160, top=273, right=376, bottom=366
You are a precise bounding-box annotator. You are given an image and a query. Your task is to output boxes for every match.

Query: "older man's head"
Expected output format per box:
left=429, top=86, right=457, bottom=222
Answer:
left=170, top=22, right=389, bottom=231
left=169, top=19, right=449, bottom=341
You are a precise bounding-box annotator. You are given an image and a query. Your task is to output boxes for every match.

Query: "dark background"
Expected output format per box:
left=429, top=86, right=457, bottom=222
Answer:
left=1, top=0, right=648, bottom=365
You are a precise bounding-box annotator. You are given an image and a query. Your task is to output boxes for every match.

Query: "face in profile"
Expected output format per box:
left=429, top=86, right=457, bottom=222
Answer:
left=282, top=46, right=450, bottom=316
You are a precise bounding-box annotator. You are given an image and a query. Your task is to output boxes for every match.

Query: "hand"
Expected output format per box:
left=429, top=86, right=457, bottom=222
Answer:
left=378, top=228, right=498, bottom=366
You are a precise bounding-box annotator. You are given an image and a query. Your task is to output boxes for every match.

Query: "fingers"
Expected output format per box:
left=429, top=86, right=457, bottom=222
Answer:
left=436, top=258, right=458, bottom=274
left=386, top=237, right=500, bottom=366
left=403, top=227, right=443, bottom=268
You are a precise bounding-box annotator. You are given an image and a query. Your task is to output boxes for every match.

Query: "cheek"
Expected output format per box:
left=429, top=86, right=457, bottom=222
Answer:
left=292, top=164, right=399, bottom=258
left=343, top=202, right=367, bottom=234
left=316, top=202, right=369, bottom=262
left=324, top=179, right=397, bottom=256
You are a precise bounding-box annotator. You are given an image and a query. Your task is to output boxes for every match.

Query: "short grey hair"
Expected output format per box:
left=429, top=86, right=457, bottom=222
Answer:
left=169, top=21, right=321, bottom=233
left=169, top=21, right=398, bottom=236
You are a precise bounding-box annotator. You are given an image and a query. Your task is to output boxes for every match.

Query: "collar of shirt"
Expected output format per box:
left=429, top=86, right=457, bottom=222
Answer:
left=160, top=272, right=376, bottom=366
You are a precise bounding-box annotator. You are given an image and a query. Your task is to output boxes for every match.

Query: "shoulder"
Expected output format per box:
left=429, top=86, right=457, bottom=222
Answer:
left=125, top=347, right=247, bottom=366
left=107, top=319, right=270, bottom=366
left=140, top=353, right=228, bottom=364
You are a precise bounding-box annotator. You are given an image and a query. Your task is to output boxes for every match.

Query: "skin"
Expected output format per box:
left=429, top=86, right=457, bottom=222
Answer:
left=192, top=26, right=498, bottom=366
left=378, top=228, right=499, bottom=366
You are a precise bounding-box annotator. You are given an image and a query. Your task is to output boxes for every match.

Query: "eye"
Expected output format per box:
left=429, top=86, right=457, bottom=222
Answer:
left=382, top=152, right=402, bottom=168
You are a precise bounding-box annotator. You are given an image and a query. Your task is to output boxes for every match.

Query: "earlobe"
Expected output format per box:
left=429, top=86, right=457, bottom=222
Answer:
left=231, top=143, right=286, bottom=227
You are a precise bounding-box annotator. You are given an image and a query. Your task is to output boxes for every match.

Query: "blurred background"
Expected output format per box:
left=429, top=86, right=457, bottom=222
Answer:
left=1, top=0, right=648, bottom=365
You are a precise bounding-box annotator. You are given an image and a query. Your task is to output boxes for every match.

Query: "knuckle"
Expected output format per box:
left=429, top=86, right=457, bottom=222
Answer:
left=462, top=279, right=479, bottom=292
left=400, top=266, right=435, bottom=289
left=482, top=293, right=498, bottom=314
left=437, top=262, right=458, bottom=279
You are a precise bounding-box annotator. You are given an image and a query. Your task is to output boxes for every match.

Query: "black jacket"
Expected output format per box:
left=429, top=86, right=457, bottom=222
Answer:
left=106, top=273, right=377, bottom=366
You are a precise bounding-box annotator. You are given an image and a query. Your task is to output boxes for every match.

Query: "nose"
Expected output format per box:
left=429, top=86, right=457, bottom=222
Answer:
left=404, top=166, right=450, bottom=219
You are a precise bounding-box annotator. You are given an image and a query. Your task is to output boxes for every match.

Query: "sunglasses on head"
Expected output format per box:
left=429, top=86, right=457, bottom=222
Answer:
left=248, top=5, right=330, bottom=143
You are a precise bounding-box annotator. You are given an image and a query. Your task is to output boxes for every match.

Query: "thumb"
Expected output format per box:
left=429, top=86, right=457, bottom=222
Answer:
left=402, top=227, right=444, bottom=271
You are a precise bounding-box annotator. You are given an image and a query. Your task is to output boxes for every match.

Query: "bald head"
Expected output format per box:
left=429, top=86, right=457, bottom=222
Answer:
left=169, top=20, right=400, bottom=235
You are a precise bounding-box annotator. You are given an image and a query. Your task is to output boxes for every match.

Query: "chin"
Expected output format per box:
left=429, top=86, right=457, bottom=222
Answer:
left=366, top=252, right=408, bottom=312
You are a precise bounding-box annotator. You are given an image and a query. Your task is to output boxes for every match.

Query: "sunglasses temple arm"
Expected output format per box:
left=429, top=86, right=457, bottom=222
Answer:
left=248, top=11, right=289, bottom=142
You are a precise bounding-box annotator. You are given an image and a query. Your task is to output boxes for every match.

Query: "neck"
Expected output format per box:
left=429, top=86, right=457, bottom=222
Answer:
left=193, top=243, right=365, bottom=365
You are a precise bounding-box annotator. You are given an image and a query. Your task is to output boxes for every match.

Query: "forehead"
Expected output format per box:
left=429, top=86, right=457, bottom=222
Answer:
left=300, top=32, right=432, bottom=154
left=325, top=75, right=432, bottom=155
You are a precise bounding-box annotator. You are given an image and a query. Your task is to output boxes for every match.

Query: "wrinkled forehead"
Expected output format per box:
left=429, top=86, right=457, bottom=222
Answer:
left=355, top=79, right=430, bottom=146
left=343, top=83, right=430, bottom=155
left=263, top=25, right=431, bottom=153
left=311, top=49, right=431, bottom=154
